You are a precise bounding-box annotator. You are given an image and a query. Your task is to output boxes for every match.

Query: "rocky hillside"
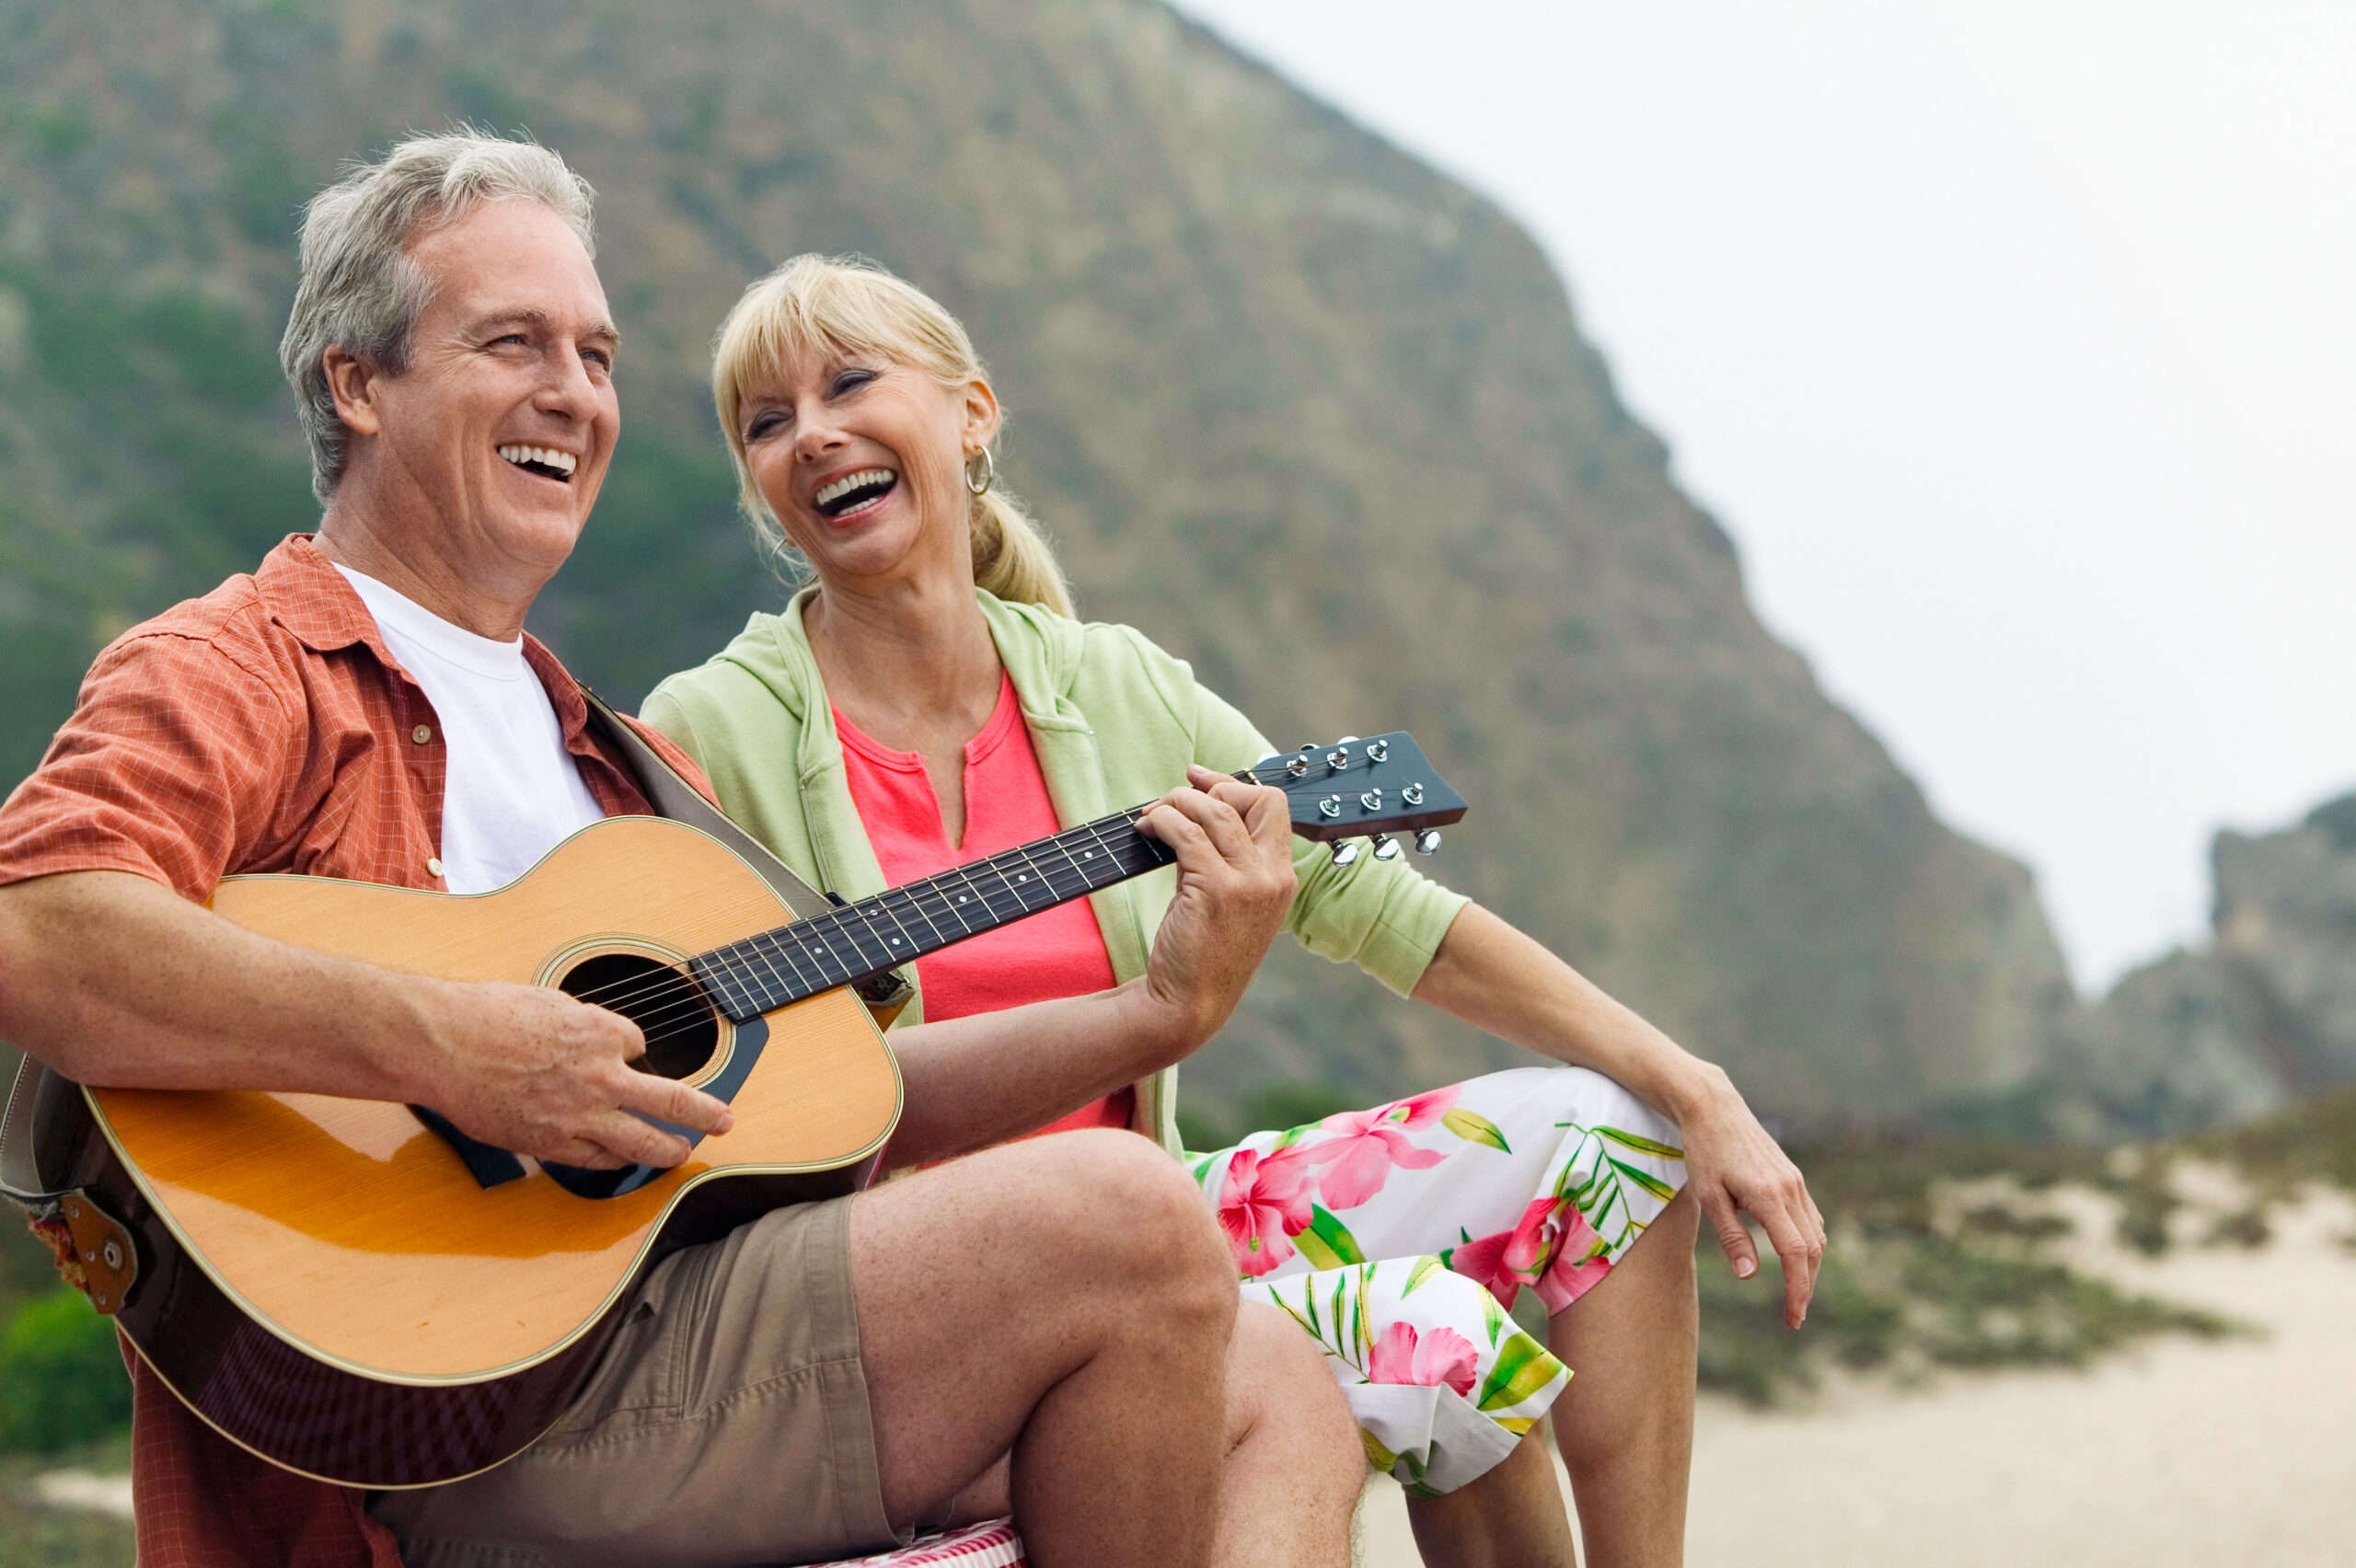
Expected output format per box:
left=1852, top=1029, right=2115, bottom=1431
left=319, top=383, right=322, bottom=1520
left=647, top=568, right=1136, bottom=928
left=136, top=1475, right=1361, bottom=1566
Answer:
left=0, top=0, right=2076, bottom=1124
left=2066, top=794, right=2356, bottom=1136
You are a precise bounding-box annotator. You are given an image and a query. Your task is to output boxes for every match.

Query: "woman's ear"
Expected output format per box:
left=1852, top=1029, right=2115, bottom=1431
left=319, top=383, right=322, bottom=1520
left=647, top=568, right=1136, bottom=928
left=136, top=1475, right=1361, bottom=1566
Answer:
left=321, top=344, right=385, bottom=437
left=959, top=375, right=1002, bottom=455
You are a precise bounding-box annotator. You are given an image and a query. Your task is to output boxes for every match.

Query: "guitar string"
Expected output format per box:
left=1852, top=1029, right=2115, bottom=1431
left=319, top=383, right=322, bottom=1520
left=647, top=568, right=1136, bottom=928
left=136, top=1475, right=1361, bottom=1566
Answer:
left=550, top=754, right=1403, bottom=1038
left=588, top=811, right=1164, bottom=1047
left=569, top=762, right=1366, bottom=1043
left=621, top=823, right=1161, bottom=1047
left=561, top=752, right=1388, bottom=1043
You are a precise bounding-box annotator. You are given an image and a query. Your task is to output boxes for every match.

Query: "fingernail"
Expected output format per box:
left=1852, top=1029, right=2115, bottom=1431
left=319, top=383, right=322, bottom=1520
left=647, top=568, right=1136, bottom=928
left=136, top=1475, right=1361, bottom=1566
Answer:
left=1736, top=1258, right=1756, bottom=1279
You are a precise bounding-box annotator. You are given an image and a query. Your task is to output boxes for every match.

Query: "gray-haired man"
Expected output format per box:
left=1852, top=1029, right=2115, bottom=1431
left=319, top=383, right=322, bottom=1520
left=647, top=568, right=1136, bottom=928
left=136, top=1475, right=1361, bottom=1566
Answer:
left=0, top=132, right=1359, bottom=1568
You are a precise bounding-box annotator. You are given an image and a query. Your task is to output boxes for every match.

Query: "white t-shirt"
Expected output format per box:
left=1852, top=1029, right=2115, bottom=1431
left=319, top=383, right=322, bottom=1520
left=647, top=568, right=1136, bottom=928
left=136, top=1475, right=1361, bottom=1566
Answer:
left=337, top=566, right=605, bottom=894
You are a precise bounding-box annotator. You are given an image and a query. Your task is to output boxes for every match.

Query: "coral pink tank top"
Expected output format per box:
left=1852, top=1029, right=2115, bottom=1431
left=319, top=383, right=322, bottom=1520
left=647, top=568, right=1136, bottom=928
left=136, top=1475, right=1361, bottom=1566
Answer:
left=834, top=672, right=1135, bottom=1138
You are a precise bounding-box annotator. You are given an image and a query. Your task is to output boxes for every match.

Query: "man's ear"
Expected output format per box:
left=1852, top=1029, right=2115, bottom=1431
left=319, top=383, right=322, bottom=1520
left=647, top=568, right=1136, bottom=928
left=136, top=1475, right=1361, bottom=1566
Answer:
left=321, top=344, right=386, bottom=438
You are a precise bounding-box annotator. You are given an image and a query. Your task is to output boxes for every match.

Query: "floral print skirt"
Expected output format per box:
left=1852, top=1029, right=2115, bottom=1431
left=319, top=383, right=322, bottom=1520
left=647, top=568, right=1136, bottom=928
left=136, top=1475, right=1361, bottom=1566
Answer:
left=1188, top=1066, right=1686, bottom=1496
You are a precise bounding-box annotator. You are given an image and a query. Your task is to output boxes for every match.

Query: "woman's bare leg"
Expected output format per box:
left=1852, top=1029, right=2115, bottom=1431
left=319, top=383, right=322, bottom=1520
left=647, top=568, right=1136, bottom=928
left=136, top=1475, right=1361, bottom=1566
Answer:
left=1210, top=1301, right=1363, bottom=1567
left=1547, top=1185, right=1699, bottom=1568
left=1404, top=1424, right=1579, bottom=1568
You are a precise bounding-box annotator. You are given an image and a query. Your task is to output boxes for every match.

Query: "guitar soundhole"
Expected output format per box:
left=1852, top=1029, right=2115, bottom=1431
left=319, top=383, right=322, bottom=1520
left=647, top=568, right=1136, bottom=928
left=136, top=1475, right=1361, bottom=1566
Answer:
left=558, top=952, right=719, bottom=1081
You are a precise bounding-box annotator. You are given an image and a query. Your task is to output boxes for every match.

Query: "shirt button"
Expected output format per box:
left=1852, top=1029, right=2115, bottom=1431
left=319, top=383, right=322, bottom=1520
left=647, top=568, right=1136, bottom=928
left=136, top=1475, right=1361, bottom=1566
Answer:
left=427, top=858, right=445, bottom=880
left=412, top=724, right=433, bottom=744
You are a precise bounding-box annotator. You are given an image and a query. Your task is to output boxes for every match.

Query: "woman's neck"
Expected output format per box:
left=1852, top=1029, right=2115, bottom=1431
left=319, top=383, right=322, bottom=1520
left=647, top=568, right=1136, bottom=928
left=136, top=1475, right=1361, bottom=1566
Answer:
left=803, top=569, right=1002, bottom=753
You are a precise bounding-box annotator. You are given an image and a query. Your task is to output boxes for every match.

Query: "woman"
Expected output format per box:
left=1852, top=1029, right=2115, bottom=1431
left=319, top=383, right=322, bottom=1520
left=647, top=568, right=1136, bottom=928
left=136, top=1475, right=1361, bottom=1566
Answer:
left=645, top=257, right=1825, bottom=1567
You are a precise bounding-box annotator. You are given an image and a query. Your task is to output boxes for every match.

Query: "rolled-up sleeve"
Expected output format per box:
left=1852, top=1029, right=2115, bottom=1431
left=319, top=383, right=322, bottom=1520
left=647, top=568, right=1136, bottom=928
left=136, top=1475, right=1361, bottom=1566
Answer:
left=0, top=633, right=293, bottom=902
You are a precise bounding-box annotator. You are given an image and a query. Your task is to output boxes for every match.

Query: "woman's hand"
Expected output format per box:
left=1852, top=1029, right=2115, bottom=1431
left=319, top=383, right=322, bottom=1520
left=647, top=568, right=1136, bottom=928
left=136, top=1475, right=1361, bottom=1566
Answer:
left=1669, top=1064, right=1825, bottom=1328
left=1412, top=902, right=1828, bottom=1326
left=1129, top=766, right=1299, bottom=1058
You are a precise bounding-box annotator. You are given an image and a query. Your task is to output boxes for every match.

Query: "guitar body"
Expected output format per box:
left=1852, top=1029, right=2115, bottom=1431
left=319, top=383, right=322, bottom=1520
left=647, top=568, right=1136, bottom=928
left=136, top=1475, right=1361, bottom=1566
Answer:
left=75, top=816, right=901, bottom=1488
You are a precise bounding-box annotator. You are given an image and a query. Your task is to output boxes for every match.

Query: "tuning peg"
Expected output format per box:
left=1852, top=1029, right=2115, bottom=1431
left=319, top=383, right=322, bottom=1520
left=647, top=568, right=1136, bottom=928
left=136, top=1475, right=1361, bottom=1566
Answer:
left=1336, top=735, right=1359, bottom=744
left=1366, top=738, right=1390, bottom=762
left=1414, top=829, right=1442, bottom=856
left=1329, top=839, right=1363, bottom=868
left=1371, top=833, right=1402, bottom=861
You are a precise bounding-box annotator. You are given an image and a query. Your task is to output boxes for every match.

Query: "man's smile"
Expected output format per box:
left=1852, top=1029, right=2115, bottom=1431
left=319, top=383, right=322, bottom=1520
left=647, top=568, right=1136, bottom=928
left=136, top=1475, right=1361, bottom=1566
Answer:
left=496, top=444, right=579, bottom=482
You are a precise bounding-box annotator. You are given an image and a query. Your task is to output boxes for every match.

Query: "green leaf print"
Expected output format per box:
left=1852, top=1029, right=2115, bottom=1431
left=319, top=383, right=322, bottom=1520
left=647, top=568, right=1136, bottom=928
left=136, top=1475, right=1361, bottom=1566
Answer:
left=1403, top=1255, right=1444, bottom=1296
left=1480, top=1286, right=1507, bottom=1347
left=1476, top=1332, right=1564, bottom=1412
left=1440, top=1107, right=1512, bottom=1153
left=1607, top=1156, right=1680, bottom=1204
left=1292, top=1205, right=1369, bottom=1270
left=1598, top=1124, right=1686, bottom=1160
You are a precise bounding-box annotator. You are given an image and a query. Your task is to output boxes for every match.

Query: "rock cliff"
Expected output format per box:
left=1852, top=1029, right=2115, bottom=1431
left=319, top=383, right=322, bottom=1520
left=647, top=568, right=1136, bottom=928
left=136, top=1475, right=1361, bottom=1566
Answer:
left=0, top=0, right=2076, bottom=1123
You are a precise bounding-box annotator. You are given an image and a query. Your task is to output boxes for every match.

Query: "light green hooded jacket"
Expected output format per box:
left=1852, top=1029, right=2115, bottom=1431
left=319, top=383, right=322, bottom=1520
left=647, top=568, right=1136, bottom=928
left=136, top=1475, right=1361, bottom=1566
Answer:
left=641, top=588, right=1469, bottom=1157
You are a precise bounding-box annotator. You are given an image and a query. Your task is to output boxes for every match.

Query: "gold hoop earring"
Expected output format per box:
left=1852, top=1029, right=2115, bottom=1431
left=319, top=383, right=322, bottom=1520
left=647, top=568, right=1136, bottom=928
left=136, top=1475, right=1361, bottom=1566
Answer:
left=964, top=446, right=996, bottom=497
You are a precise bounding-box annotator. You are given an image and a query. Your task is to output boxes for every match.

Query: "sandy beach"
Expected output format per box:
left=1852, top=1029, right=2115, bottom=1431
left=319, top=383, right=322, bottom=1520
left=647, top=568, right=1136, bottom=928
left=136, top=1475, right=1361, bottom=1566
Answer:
left=1360, top=1184, right=2356, bottom=1567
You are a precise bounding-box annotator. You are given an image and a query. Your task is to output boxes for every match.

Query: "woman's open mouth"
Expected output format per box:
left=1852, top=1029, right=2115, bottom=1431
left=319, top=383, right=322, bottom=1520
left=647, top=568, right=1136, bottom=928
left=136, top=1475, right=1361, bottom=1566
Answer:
left=814, top=467, right=898, bottom=520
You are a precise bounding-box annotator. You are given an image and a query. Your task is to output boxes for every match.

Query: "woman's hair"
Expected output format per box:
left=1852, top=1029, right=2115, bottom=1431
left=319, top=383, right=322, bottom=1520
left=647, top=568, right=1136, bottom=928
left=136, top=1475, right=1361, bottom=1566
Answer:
left=710, top=254, right=1074, bottom=617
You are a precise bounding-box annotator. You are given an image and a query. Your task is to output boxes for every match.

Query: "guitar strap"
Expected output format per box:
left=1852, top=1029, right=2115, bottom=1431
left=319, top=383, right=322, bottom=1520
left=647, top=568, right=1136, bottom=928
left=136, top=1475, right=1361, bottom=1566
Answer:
left=0, top=686, right=911, bottom=1216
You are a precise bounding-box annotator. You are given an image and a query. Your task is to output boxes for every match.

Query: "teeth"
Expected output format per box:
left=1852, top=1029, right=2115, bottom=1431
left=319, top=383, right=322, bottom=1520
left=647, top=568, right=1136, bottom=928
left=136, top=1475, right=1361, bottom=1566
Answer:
left=498, top=444, right=577, bottom=476
left=814, top=468, right=896, bottom=508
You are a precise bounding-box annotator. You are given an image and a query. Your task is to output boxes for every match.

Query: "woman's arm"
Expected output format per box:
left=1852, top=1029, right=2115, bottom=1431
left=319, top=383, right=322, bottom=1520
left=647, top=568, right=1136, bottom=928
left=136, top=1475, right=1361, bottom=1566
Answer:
left=1412, top=903, right=1828, bottom=1327
left=883, top=768, right=1299, bottom=1166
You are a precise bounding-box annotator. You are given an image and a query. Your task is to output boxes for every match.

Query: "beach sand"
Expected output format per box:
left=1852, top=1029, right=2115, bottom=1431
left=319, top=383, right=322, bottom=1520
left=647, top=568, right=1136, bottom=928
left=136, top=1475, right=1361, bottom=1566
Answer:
left=1359, top=1185, right=2356, bottom=1567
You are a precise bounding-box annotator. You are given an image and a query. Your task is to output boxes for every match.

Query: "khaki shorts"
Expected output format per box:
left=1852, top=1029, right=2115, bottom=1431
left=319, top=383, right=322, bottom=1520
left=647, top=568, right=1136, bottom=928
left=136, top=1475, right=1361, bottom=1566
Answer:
left=373, top=1195, right=895, bottom=1568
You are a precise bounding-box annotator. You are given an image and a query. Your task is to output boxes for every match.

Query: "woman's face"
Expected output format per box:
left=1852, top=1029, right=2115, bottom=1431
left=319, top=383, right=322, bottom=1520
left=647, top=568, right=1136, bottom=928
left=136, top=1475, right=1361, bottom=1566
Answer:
left=737, top=348, right=999, bottom=593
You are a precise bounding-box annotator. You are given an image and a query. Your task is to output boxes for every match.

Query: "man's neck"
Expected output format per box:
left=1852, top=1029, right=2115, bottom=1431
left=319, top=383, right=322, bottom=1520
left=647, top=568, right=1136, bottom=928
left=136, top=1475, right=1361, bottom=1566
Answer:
left=315, top=505, right=542, bottom=643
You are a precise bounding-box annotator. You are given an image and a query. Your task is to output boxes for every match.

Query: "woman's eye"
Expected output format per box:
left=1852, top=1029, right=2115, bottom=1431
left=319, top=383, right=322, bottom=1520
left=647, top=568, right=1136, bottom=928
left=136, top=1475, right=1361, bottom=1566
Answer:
left=746, top=411, right=786, bottom=441
left=830, top=368, right=875, bottom=397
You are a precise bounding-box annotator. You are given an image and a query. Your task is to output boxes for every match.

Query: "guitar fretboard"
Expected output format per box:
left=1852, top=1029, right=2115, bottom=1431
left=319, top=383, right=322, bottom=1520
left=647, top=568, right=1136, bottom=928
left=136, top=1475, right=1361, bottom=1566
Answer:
left=690, top=808, right=1175, bottom=1022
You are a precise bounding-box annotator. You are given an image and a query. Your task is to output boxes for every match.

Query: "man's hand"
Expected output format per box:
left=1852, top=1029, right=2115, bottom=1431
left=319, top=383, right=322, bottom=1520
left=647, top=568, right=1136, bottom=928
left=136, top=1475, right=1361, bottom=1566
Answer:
left=411, top=980, right=736, bottom=1170
left=1676, top=1065, right=1825, bottom=1328
left=1129, top=766, right=1299, bottom=1056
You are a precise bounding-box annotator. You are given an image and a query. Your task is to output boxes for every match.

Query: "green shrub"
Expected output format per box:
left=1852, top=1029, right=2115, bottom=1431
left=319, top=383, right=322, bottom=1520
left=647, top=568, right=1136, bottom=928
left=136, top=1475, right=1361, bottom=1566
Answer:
left=0, top=1288, right=133, bottom=1454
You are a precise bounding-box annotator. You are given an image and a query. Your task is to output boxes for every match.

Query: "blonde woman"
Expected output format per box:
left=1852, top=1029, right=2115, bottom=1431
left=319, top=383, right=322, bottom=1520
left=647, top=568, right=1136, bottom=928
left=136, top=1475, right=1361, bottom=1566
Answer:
left=645, top=256, right=1825, bottom=1568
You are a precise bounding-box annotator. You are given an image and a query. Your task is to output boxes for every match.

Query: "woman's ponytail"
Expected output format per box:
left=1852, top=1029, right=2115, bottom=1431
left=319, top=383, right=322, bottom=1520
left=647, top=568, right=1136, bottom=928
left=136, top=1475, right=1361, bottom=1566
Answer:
left=970, top=488, right=1074, bottom=618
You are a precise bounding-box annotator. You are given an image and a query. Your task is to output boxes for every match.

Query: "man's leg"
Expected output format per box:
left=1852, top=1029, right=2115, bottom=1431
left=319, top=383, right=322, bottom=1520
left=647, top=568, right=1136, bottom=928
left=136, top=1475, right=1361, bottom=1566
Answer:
left=853, top=1128, right=1353, bottom=1568
left=1546, top=1185, right=1699, bottom=1568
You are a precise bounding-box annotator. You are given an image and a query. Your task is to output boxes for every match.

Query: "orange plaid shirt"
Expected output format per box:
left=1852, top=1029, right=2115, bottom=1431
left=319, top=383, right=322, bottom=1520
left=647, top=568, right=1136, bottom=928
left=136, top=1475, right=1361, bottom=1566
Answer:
left=0, top=535, right=715, bottom=1568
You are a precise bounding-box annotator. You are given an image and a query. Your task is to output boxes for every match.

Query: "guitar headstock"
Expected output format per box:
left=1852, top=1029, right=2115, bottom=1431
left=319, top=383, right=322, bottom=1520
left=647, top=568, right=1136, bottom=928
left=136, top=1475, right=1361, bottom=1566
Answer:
left=1250, top=732, right=1468, bottom=867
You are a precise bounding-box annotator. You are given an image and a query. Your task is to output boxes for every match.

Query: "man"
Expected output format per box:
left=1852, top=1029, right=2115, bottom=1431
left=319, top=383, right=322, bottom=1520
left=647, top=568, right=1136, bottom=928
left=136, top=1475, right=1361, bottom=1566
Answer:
left=0, top=132, right=1362, bottom=1567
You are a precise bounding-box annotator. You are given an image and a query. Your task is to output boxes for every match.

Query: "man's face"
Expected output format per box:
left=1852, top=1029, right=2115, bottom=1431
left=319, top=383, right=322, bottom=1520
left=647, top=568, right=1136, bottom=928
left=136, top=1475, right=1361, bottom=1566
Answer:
left=353, top=199, right=620, bottom=587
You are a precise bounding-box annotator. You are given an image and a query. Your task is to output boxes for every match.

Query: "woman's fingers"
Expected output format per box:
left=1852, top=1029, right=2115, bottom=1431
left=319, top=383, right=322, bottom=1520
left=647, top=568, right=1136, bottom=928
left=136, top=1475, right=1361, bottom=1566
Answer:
left=1704, top=1188, right=1760, bottom=1281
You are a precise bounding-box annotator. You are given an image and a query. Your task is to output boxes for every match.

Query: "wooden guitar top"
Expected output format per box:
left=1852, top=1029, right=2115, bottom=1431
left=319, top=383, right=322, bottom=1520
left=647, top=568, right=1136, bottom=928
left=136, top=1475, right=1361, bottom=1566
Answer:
left=91, top=817, right=901, bottom=1383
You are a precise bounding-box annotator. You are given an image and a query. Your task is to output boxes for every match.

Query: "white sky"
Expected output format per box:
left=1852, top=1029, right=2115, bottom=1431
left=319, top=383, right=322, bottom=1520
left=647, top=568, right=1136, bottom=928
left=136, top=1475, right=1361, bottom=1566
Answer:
left=1166, top=0, right=2356, bottom=993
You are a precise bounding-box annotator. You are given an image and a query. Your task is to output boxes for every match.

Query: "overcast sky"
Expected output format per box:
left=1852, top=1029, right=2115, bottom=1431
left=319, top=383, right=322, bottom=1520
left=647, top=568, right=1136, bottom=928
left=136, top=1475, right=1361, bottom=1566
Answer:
left=1166, top=0, right=2356, bottom=992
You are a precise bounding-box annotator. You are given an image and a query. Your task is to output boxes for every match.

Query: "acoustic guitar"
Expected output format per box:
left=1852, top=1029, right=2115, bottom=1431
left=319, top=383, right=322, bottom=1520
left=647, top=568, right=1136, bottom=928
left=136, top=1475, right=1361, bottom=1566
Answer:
left=38, top=733, right=1464, bottom=1488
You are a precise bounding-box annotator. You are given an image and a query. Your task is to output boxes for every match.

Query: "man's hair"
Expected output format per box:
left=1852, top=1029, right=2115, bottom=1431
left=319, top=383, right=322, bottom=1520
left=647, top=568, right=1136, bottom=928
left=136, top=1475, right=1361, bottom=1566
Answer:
left=280, top=129, right=596, bottom=502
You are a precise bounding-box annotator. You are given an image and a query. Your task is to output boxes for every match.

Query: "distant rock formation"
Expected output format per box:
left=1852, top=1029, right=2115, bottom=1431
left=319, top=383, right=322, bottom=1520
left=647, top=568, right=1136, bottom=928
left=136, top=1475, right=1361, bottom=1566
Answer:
left=2067, top=794, right=2356, bottom=1135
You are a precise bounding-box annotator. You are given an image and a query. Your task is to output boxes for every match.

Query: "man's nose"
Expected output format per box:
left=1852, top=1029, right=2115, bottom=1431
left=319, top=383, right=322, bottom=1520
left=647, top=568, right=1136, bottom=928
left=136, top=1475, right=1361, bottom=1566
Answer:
left=534, top=345, right=602, bottom=417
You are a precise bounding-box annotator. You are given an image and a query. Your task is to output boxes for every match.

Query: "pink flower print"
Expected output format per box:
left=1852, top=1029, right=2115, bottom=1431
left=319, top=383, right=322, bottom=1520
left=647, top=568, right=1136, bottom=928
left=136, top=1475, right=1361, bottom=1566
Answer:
left=1306, top=1088, right=1458, bottom=1211
left=1366, top=1321, right=1481, bottom=1397
left=1218, top=1144, right=1315, bottom=1276
left=1449, top=1196, right=1562, bottom=1309
left=1535, top=1207, right=1613, bottom=1312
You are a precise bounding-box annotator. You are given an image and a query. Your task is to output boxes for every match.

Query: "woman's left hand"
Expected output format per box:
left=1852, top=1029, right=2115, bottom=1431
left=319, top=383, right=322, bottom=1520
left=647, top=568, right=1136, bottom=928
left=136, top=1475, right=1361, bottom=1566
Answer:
left=1671, top=1065, right=1826, bottom=1328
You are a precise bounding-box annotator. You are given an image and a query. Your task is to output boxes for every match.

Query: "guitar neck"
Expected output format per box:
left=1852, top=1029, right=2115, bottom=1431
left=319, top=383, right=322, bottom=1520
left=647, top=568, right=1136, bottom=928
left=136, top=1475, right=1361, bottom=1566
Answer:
left=690, top=807, right=1176, bottom=1023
